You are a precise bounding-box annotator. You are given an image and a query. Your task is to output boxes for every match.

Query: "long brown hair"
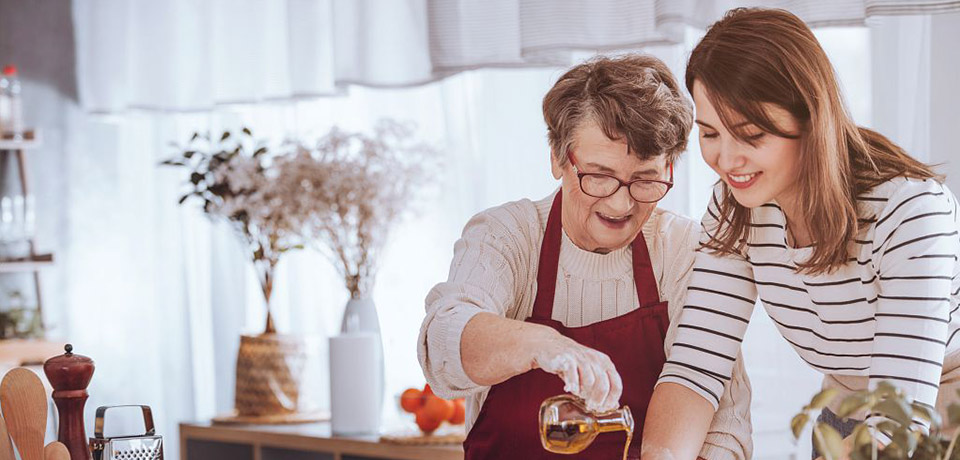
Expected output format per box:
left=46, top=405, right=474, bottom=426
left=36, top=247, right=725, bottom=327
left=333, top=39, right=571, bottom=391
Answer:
left=688, top=7, right=941, bottom=274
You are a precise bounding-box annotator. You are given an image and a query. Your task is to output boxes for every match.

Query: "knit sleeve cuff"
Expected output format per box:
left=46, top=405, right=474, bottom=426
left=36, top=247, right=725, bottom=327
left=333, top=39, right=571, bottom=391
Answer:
left=699, top=440, right=743, bottom=460
left=428, top=305, right=486, bottom=396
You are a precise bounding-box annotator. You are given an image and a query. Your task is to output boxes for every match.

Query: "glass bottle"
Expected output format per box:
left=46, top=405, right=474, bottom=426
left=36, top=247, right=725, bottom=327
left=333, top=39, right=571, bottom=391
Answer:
left=539, top=394, right=634, bottom=455
left=1, top=66, right=23, bottom=138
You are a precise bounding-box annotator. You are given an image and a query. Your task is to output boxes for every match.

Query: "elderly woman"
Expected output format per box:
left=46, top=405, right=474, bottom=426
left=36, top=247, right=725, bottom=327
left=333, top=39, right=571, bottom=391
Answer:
left=418, top=55, right=752, bottom=459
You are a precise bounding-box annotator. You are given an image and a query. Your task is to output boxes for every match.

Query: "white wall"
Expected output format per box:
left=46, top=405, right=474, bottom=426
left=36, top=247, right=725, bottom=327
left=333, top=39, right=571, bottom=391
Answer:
left=930, top=12, right=960, bottom=192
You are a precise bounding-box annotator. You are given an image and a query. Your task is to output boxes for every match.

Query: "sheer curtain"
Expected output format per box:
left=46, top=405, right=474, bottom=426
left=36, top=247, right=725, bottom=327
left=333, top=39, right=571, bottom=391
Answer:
left=62, top=2, right=960, bottom=459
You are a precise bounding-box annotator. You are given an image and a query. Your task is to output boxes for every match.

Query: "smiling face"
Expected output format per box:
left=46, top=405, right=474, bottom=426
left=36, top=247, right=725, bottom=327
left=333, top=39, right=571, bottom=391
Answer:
left=551, top=120, right=669, bottom=253
left=692, top=80, right=804, bottom=211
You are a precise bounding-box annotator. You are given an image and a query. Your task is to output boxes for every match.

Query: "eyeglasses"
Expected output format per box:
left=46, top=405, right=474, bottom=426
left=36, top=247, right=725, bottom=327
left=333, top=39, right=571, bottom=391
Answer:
left=568, top=151, right=674, bottom=203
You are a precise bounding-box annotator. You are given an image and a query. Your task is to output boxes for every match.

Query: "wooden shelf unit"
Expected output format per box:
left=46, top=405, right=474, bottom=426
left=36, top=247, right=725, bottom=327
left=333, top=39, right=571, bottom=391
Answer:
left=0, top=338, right=65, bottom=366
left=0, top=253, right=54, bottom=273
left=0, top=130, right=40, bottom=150
left=0, top=129, right=52, bottom=331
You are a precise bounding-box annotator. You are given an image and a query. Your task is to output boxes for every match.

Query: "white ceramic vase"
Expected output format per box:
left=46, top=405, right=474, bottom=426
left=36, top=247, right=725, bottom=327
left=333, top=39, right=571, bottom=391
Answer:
left=329, top=297, right=385, bottom=435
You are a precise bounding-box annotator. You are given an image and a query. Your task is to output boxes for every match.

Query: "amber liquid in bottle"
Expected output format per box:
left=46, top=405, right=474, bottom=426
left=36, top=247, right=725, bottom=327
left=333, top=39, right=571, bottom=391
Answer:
left=539, top=395, right=635, bottom=460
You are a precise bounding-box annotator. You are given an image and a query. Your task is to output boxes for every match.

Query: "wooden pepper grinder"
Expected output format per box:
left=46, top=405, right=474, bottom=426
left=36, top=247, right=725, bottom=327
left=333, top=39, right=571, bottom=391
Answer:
left=43, top=344, right=94, bottom=460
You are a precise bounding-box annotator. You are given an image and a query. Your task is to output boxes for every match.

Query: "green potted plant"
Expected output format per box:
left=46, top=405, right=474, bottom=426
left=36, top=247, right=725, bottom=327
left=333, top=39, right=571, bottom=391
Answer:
left=793, top=383, right=960, bottom=459
left=163, top=128, right=316, bottom=421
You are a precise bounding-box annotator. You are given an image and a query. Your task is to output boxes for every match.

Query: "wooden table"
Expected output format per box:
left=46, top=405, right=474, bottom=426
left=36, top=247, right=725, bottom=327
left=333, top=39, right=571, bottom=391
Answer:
left=180, top=421, right=464, bottom=460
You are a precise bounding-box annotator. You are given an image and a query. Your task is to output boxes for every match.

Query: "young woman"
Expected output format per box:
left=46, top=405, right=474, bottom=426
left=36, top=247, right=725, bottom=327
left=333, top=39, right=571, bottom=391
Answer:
left=641, top=7, right=960, bottom=460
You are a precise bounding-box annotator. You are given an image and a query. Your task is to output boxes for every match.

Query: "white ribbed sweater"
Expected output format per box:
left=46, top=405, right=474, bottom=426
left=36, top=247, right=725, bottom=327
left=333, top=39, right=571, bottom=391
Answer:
left=418, top=191, right=754, bottom=460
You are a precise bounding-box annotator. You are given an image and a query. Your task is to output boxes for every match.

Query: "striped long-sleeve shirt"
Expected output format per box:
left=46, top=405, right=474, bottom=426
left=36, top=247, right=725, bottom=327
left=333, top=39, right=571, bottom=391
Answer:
left=658, top=177, right=960, bottom=429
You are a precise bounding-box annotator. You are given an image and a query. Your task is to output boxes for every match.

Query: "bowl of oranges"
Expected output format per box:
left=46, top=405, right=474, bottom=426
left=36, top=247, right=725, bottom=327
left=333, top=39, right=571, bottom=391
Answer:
left=399, top=384, right=465, bottom=435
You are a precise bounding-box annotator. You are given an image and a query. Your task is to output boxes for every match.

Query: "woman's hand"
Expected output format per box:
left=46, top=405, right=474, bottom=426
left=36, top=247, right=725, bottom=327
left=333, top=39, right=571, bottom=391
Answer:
left=531, top=328, right=623, bottom=413
left=460, top=312, right=621, bottom=412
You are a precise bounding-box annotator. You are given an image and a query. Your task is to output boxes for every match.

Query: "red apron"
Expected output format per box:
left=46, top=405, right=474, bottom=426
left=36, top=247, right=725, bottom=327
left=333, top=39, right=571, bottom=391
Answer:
left=463, top=192, right=670, bottom=459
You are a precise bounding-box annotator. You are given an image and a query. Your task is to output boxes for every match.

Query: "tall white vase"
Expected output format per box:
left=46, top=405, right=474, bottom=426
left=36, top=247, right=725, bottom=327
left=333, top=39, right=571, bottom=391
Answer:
left=340, top=297, right=381, bottom=335
left=330, top=297, right=385, bottom=435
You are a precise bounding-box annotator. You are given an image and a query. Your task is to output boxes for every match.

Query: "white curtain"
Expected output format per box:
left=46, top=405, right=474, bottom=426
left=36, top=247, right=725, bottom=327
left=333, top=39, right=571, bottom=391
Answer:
left=62, top=2, right=960, bottom=459
left=72, top=0, right=960, bottom=112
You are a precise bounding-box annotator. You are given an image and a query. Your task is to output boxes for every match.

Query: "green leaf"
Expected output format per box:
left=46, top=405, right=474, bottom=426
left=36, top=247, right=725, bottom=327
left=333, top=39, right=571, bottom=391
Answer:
left=875, top=381, right=900, bottom=399
left=912, top=402, right=942, bottom=429
left=178, top=194, right=191, bottom=204
left=947, top=430, right=960, bottom=460
left=876, top=420, right=899, bottom=439
left=850, top=423, right=872, bottom=451
left=948, top=403, right=960, bottom=426
left=221, top=131, right=231, bottom=141
left=191, top=132, right=200, bottom=141
left=892, top=429, right=917, bottom=455
left=874, top=398, right=913, bottom=427
left=183, top=150, right=196, bottom=159
left=791, top=412, right=810, bottom=439
left=837, top=393, right=872, bottom=419
left=810, top=388, right=840, bottom=410
left=242, top=127, right=252, bottom=136
left=813, top=422, right=844, bottom=460
left=254, top=146, right=268, bottom=157
left=882, top=443, right=905, bottom=459
left=849, top=449, right=869, bottom=460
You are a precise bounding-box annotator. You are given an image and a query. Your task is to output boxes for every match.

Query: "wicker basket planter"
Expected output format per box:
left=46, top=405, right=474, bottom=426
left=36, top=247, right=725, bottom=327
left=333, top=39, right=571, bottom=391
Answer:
left=234, top=333, right=307, bottom=416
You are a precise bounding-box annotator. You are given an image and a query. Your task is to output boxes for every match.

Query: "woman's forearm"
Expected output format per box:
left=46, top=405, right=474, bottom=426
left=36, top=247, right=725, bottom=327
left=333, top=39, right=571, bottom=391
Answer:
left=641, top=382, right=716, bottom=460
left=460, top=312, right=552, bottom=386
left=461, top=311, right=626, bottom=412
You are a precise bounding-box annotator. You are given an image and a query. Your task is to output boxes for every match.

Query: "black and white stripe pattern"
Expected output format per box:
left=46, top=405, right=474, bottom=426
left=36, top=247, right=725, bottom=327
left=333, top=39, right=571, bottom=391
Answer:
left=659, top=178, right=960, bottom=427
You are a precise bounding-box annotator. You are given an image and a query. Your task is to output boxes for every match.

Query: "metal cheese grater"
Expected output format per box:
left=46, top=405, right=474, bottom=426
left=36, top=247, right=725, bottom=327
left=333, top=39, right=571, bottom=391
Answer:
left=89, top=405, right=163, bottom=460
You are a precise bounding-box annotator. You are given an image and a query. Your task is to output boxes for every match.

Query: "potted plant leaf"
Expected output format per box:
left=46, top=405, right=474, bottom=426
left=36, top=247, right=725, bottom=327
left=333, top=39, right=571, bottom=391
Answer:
left=793, top=382, right=960, bottom=460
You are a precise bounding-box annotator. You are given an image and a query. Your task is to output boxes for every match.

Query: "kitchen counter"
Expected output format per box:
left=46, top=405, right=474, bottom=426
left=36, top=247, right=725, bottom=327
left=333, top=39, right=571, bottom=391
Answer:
left=179, top=420, right=463, bottom=460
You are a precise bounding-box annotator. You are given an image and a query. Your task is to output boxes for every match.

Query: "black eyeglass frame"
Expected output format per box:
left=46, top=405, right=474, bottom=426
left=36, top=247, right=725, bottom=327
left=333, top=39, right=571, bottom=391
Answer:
left=567, top=150, right=675, bottom=203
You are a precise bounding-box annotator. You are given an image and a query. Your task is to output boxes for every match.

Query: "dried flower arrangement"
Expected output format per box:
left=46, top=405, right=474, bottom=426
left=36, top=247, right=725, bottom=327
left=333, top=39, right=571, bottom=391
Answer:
left=288, top=120, right=438, bottom=299
left=793, top=382, right=960, bottom=460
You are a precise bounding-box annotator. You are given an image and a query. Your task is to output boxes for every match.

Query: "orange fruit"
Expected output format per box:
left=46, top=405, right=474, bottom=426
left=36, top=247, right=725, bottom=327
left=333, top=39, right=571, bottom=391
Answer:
left=415, top=408, right=443, bottom=434
left=448, top=399, right=465, bottom=424
left=422, top=395, right=456, bottom=424
left=400, top=388, right=424, bottom=413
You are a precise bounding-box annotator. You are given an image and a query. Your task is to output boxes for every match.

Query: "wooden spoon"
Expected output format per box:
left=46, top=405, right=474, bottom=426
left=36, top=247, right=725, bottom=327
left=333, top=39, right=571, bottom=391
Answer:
left=0, top=411, right=15, bottom=460
left=43, top=442, right=69, bottom=460
left=0, top=368, right=47, bottom=460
